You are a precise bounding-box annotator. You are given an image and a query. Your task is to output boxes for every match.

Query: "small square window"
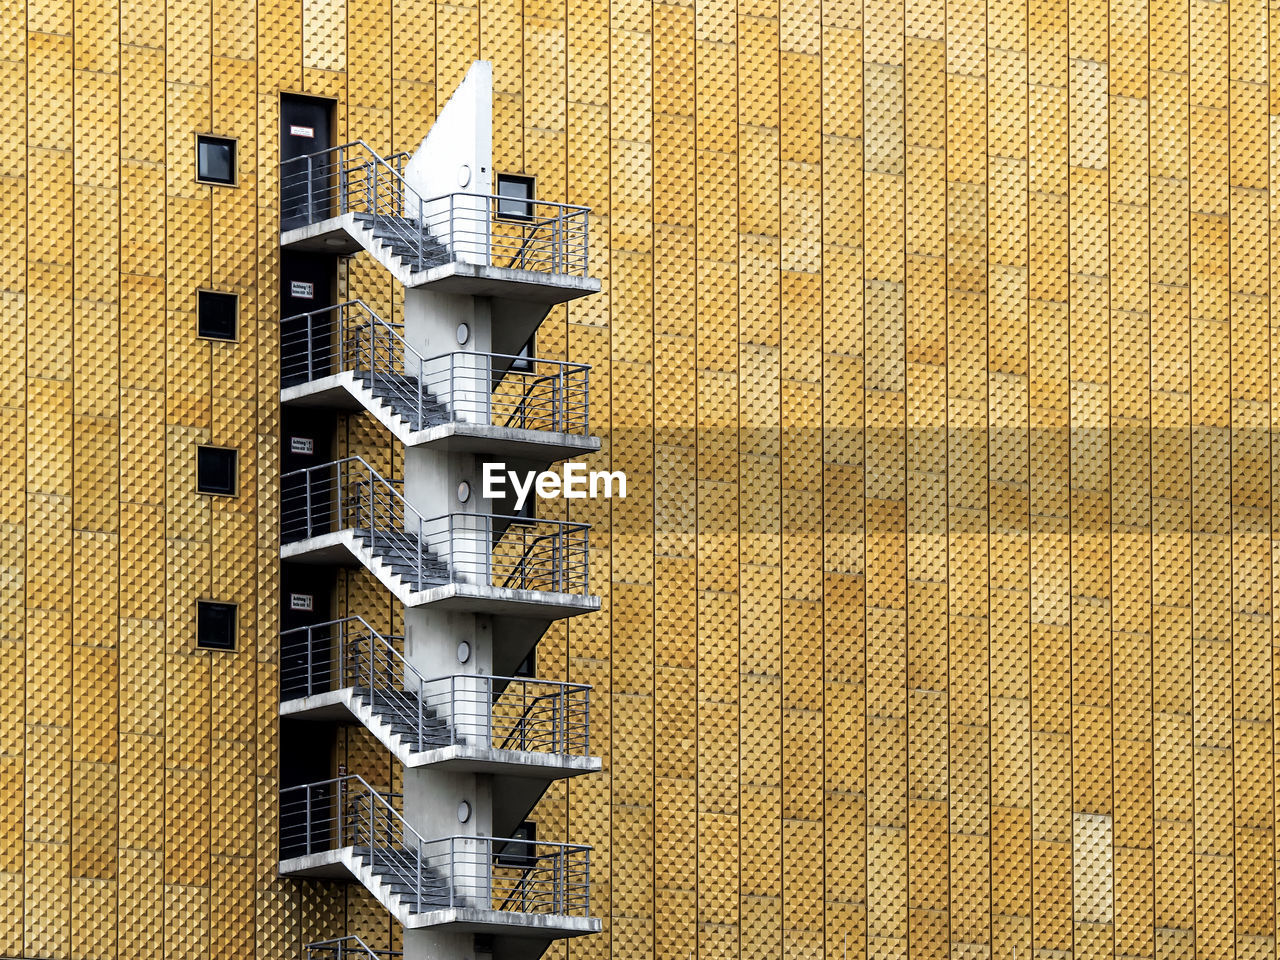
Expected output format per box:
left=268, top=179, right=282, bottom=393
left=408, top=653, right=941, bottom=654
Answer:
left=197, top=291, right=238, bottom=340
left=496, top=174, right=534, bottom=220
left=196, top=135, right=236, bottom=186
left=197, top=601, right=237, bottom=651
left=497, top=821, right=537, bottom=868
left=509, top=336, right=534, bottom=373
left=197, top=446, right=238, bottom=496
left=514, top=648, right=536, bottom=677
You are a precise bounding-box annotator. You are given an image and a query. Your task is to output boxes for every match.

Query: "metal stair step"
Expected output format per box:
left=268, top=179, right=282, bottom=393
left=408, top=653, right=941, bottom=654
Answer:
left=350, top=213, right=452, bottom=273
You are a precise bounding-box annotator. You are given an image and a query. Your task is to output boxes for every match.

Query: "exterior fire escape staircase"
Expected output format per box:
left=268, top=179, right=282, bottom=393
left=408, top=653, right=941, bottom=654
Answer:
left=280, top=298, right=597, bottom=459
left=277, top=68, right=602, bottom=960
left=279, top=139, right=599, bottom=349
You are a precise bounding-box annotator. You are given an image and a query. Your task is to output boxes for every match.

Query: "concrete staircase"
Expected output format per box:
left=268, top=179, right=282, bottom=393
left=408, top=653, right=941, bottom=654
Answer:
left=350, top=212, right=452, bottom=275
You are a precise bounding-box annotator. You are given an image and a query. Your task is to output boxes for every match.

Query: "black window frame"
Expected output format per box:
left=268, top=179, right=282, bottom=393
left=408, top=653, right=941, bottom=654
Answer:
left=497, top=821, right=537, bottom=869
left=196, top=600, right=238, bottom=651
left=197, top=289, right=239, bottom=341
left=196, top=445, right=239, bottom=497
left=195, top=134, right=238, bottom=186
left=508, top=335, right=534, bottom=373
left=514, top=648, right=536, bottom=678
left=495, top=173, right=535, bottom=221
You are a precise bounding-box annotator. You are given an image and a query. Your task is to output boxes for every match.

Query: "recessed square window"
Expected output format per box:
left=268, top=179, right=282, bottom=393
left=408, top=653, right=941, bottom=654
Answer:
left=509, top=335, right=534, bottom=373
left=496, top=174, right=534, bottom=220
left=497, top=821, right=537, bottom=868
left=197, top=601, right=237, bottom=651
left=514, top=648, right=536, bottom=677
left=196, top=135, right=237, bottom=186
left=197, top=445, right=238, bottom=496
left=197, top=290, right=238, bottom=341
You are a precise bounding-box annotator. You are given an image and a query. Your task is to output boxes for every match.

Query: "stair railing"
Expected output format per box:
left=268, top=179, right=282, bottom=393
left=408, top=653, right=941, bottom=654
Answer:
left=281, top=457, right=591, bottom=596
left=280, top=616, right=592, bottom=756
left=426, top=193, right=591, bottom=277
left=281, top=777, right=593, bottom=917
left=282, top=141, right=425, bottom=262
left=305, top=936, right=401, bottom=960
left=280, top=299, right=591, bottom=435
left=281, top=776, right=428, bottom=910
left=281, top=141, right=592, bottom=277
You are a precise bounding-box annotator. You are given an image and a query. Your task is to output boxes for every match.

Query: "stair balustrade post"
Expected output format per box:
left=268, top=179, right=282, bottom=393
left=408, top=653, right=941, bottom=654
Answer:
left=557, top=526, right=565, bottom=594
left=558, top=685, right=567, bottom=754
left=557, top=364, right=566, bottom=432
left=336, top=619, right=346, bottom=690
left=554, top=848, right=564, bottom=915
left=554, top=209, right=562, bottom=273
left=449, top=838, right=457, bottom=909
left=305, top=624, right=313, bottom=697
left=338, top=150, right=347, bottom=214
left=306, top=155, right=314, bottom=224
left=448, top=193, right=455, bottom=260
left=484, top=676, right=493, bottom=750
left=303, top=466, right=313, bottom=539
left=301, top=786, right=311, bottom=855
left=367, top=622, right=375, bottom=711
left=365, top=160, right=374, bottom=215
left=335, top=778, right=344, bottom=848
left=417, top=197, right=425, bottom=269
left=485, top=196, right=492, bottom=265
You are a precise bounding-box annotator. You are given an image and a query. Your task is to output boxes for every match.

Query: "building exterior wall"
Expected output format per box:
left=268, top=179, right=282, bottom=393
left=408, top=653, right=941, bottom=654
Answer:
left=3, top=0, right=1278, bottom=959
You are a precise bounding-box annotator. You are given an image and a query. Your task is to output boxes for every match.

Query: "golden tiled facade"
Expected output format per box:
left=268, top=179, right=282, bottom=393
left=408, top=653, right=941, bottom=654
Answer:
left=4, top=0, right=1278, bottom=956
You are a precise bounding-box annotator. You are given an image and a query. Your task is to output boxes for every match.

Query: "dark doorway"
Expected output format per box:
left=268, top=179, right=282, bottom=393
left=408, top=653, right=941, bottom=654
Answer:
left=280, top=562, right=337, bottom=701
left=279, top=715, right=336, bottom=859
left=281, top=405, right=336, bottom=544
left=281, top=95, right=334, bottom=230
left=280, top=252, right=337, bottom=389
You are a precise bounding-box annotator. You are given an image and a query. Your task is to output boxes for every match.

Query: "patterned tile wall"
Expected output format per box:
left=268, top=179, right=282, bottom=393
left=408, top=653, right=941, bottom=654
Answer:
left=2, top=0, right=1277, bottom=958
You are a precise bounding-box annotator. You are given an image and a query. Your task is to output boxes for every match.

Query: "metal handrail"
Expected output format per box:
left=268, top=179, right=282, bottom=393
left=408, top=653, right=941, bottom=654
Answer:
left=280, top=456, right=591, bottom=596
left=280, top=140, right=591, bottom=277
left=305, top=937, right=401, bottom=960
left=500, top=530, right=561, bottom=590
left=280, top=615, right=592, bottom=756
left=279, top=299, right=591, bottom=435
left=281, top=776, right=592, bottom=917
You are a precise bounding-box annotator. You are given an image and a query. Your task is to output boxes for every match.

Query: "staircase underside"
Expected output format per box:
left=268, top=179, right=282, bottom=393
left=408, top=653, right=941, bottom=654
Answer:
left=280, top=213, right=600, bottom=304
left=278, top=847, right=601, bottom=937
left=279, top=686, right=602, bottom=780
left=280, top=530, right=601, bottom=617
left=281, top=372, right=600, bottom=461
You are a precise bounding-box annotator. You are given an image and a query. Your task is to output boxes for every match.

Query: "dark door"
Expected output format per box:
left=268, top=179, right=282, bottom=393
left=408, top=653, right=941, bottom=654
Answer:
left=280, top=563, right=337, bottom=701
left=281, top=406, right=336, bottom=543
left=279, top=715, right=336, bottom=859
left=281, top=95, right=334, bottom=230
left=280, top=252, right=337, bottom=388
